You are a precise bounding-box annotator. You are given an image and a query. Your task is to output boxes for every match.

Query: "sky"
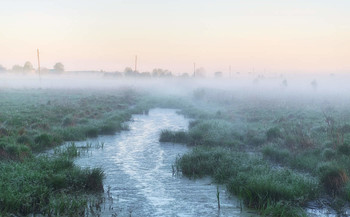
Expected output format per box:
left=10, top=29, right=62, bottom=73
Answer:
left=0, top=0, right=349, bottom=75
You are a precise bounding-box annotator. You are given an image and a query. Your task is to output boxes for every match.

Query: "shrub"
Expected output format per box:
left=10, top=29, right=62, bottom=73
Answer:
left=262, top=201, right=308, bottom=217
left=337, top=143, right=350, bottom=156
left=340, top=124, right=350, bottom=134
left=342, top=182, right=350, bottom=201
left=85, top=127, right=99, bottom=138
left=99, top=120, right=127, bottom=135
left=49, top=174, right=67, bottom=190
left=262, top=145, right=291, bottom=164
left=193, top=88, right=206, bottom=100
left=62, top=116, right=74, bottom=127
left=0, top=127, right=9, bottom=137
left=17, top=135, right=33, bottom=146
left=228, top=167, right=318, bottom=209
left=0, top=154, right=103, bottom=216
left=159, top=130, right=174, bottom=142
left=84, top=168, right=105, bottom=191
left=187, top=120, right=238, bottom=147
left=57, top=127, right=85, bottom=141
left=319, top=165, right=348, bottom=194
left=178, top=146, right=319, bottom=212
left=65, top=143, right=80, bottom=158
left=322, top=148, right=336, bottom=160
left=266, top=127, right=282, bottom=141
left=176, top=147, right=228, bottom=178
left=34, top=133, right=52, bottom=147
left=51, top=157, right=74, bottom=170
left=289, top=151, right=320, bottom=172
left=5, top=144, right=20, bottom=157
left=159, top=130, right=189, bottom=143
left=244, top=130, right=266, bottom=146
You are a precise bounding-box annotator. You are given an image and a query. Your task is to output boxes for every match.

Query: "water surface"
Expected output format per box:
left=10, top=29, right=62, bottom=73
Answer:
left=73, top=108, right=255, bottom=216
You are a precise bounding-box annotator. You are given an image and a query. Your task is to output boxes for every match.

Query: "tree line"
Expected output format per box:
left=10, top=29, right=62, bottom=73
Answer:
left=0, top=62, right=64, bottom=73
left=0, top=62, right=221, bottom=78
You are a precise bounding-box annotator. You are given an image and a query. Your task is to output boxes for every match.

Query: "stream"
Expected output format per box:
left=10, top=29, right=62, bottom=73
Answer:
left=71, top=108, right=256, bottom=216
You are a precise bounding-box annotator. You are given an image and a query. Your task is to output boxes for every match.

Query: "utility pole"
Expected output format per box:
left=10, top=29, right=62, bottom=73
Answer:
left=229, top=65, right=231, bottom=78
left=37, top=48, right=41, bottom=86
left=193, top=62, right=196, bottom=77
left=135, top=55, right=137, bottom=72
left=37, top=49, right=41, bottom=74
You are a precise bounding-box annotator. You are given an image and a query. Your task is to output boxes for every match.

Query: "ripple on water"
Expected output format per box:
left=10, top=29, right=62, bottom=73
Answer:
left=73, top=108, right=257, bottom=216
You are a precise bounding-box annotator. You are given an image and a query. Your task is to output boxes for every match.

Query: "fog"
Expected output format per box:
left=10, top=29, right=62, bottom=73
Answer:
left=3, top=70, right=350, bottom=216
left=1, top=72, right=350, bottom=101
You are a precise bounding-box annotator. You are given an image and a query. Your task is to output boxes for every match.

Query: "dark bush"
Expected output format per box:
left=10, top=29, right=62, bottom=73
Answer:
left=17, top=135, right=33, bottom=146
left=319, top=164, right=348, bottom=194
left=85, top=168, right=105, bottom=192
left=337, top=143, right=350, bottom=156
left=0, top=127, right=9, bottom=137
left=266, top=127, right=282, bottom=141
left=62, top=116, right=74, bottom=127
left=159, top=130, right=189, bottom=143
left=34, top=134, right=52, bottom=147
left=262, top=145, right=291, bottom=164
left=340, top=124, right=350, bottom=134
left=322, top=148, right=336, bottom=160
left=5, top=144, right=20, bottom=157
left=85, top=127, right=99, bottom=138
left=100, top=122, right=119, bottom=135
left=49, top=174, right=67, bottom=190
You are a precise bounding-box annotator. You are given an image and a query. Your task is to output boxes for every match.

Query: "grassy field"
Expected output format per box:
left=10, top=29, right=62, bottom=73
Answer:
left=3, top=85, right=350, bottom=216
left=0, top=88, right=151, bottom=216
left=160, top=88, right=350, bottom=216
left=0, top=86, right=200, bottom=216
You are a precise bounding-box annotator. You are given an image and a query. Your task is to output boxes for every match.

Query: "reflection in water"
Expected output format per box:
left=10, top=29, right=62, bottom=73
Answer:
left=73, top=108, right=256, bottom=216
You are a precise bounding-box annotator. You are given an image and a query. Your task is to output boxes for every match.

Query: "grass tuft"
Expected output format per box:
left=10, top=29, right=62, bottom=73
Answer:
left=159, top=130, right=189, bottom=143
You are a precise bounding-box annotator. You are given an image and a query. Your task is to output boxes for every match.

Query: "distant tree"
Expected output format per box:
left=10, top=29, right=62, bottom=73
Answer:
left=12, top=64, right=23, bottom=73
left=181, top=73, right=189, bottom=78
left=194, top=67, right=205, bottom=77
left=311, top=79, right=318, bottom=90
left=40, top=67, right=50, bottom=74
left=124, top=67, right=133, bottom=73
left=214, top=71, right=223, bottom=78
left=124, top=67, right=140, bottom=77
left=140, top=72, right=151, bottom=77
left=0, top=65, right=6, bottom=73
left=152, top=68, right=172, bottom=77
left=103, top=71, right=123, bottom=78
left=23, top=61, right=34, bottom=73
left=114, top=71, right=123, bottom=77
left=282, top=79, right=288, bottom=87
left=54, top=62, right=65, bottom=73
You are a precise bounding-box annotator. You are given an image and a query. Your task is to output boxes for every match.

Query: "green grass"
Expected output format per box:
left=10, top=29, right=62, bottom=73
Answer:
left=159, top=130, right=190, bottom=143
left=169, top=87, right=350, bottom=215
left=0, top=145, right=104, bottom=216
left=262, top=144, right=291, bottom=164
left=0, top=89, right=139, bottom=158
left=261, top=201, right=308, bottom=217
left=0, top=88, right=144, bottom=216
left=176, top=147, right=319, bottom=214
left=4, top=86, right=350, bottom=215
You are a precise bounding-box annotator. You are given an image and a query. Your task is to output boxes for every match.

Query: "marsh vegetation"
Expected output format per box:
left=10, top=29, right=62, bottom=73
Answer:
left=0, top=88, right=145, bottom=216
left=2, top=76, right=350, bottom=216
left=159, top=86, right=350, bottom=216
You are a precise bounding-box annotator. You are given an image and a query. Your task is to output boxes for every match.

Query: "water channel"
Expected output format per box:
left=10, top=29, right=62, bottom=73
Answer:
left=72, top=108, right=256, bottom=216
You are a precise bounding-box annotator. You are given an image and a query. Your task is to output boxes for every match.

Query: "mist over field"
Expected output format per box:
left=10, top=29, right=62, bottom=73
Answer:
left=1, top=71, right=350, bottom=99
left=1, top=0, right=350, bottom=216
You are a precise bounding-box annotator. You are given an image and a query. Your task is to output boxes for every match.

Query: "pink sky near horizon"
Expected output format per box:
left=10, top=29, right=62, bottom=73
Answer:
left=0, top=0, right=349, bottom=75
